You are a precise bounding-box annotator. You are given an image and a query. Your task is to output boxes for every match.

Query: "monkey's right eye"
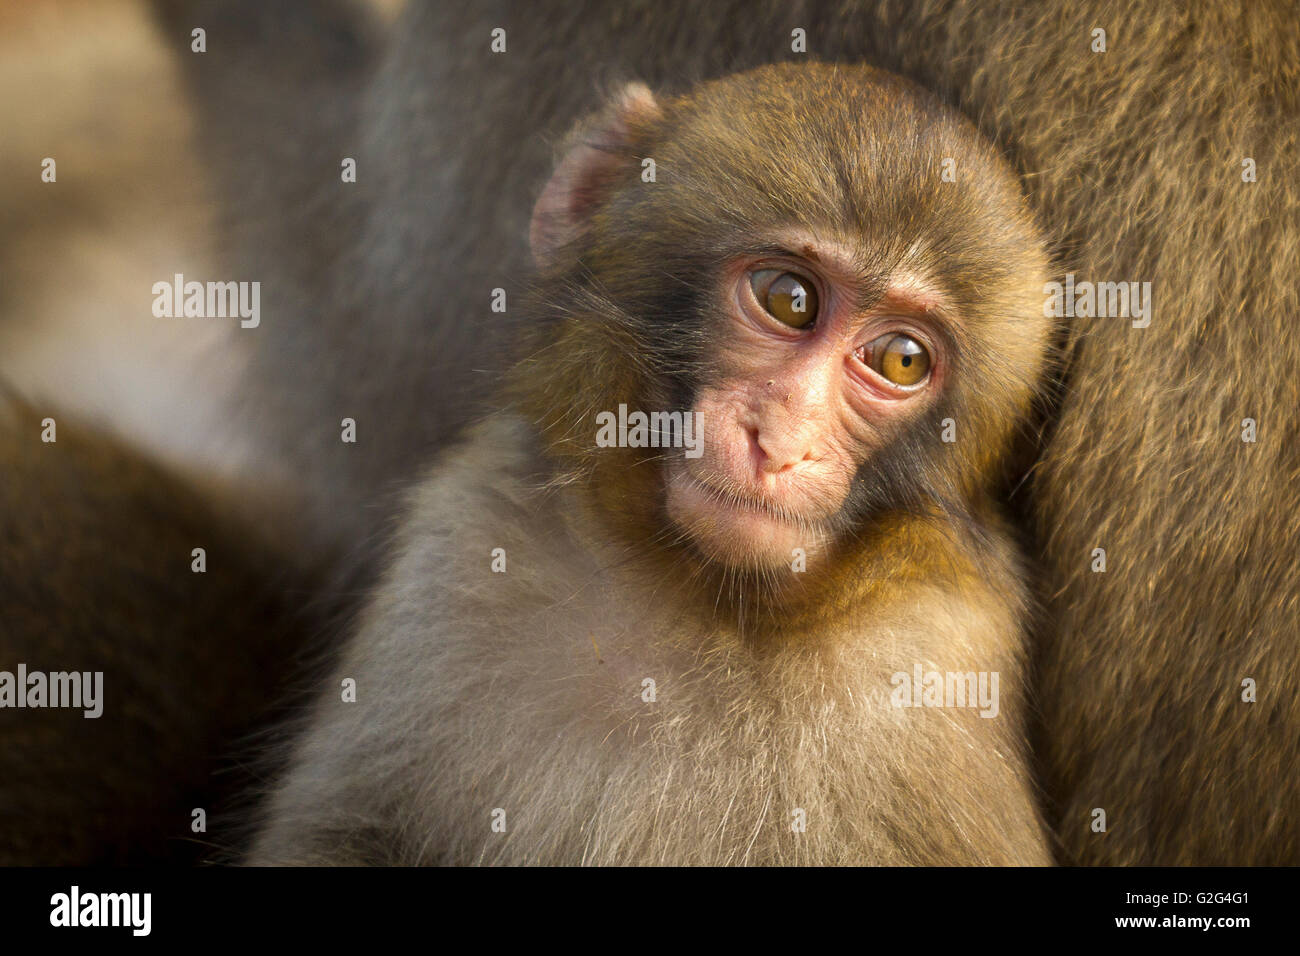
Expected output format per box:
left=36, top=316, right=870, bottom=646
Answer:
left=750, top=269, right=818, bottom=328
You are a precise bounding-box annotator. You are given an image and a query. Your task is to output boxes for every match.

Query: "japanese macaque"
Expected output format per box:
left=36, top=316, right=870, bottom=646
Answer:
left=251, top=63, right=1054, bottom=866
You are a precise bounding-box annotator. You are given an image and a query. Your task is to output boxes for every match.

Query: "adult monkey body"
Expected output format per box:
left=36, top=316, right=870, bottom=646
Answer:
left=0, top=400, right=327, bottom=864
left=253, top=63, right=1054, bottom=865
left=146, top=1, right=1296, bottom=864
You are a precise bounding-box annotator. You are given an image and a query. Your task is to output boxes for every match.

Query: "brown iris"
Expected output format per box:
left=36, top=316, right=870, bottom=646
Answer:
left=862, top=332, right=931, bottom=386
left=750, top=269, right=818, bottom=328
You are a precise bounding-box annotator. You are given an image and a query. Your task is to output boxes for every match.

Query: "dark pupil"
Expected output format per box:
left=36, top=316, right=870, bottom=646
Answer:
left=901, top=355, right=912, bottom=367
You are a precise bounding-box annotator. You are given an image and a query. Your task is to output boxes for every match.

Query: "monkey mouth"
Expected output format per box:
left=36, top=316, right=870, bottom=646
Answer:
left=673, top=468, right=798, bottom=525
left=663, top=462, right=831, bottom=570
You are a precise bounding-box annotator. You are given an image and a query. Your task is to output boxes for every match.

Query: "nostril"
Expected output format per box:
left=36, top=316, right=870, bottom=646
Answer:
left=750, top=427, right=808, bottom=475
left=748, top=428, right=785, bottom=475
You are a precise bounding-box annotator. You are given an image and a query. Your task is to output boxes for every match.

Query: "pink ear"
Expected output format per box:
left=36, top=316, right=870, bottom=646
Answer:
left=529, top=83, right=661, bottom=266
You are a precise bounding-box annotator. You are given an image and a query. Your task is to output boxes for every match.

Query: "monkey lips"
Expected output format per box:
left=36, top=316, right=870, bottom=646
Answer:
left=664, top=457, right=837, bottom=571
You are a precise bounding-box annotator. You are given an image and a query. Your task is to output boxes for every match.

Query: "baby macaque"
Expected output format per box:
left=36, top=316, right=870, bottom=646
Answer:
left=252, top=62, right=1054, bottom=865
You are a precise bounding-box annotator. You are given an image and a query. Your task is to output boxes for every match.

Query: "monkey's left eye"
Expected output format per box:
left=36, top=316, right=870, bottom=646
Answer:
left=750, top=269, right=818, bottom=328
left=860, top=333, right=932, bottom=387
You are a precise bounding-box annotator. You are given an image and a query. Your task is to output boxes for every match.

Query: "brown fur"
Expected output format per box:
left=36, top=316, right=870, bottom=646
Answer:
left=0, top=400, right=327, bottom=864
left=855, top=0, right=1300, bottom=865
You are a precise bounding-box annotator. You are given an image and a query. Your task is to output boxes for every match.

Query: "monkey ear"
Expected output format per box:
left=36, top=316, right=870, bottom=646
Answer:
left=529, top=83, right=662, bottom=266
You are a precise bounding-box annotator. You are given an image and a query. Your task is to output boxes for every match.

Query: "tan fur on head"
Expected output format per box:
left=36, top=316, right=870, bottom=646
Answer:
left=514, top=62, right=1054, bottom=613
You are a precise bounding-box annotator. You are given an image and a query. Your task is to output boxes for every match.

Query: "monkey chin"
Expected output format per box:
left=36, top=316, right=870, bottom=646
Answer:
left=663, top=463, right=828, bottom=574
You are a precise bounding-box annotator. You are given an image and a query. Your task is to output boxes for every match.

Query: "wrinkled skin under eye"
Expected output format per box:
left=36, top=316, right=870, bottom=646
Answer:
left=859, top=332, right=931, bottom=386
left=750, top=269, right=818, bottom=328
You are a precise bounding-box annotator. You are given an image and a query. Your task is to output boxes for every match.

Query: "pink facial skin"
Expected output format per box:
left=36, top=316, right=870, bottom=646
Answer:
left=663, top=234, right=951, bottom=571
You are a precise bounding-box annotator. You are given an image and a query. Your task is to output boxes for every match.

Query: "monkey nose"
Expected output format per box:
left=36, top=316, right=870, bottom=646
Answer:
left=748, top=426, right=813, bottom=475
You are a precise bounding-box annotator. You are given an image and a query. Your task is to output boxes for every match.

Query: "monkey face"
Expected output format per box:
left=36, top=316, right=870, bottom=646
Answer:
left=522, top=62, right=1053, bottom=579
left=663, top=235, right=953, bottom=570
